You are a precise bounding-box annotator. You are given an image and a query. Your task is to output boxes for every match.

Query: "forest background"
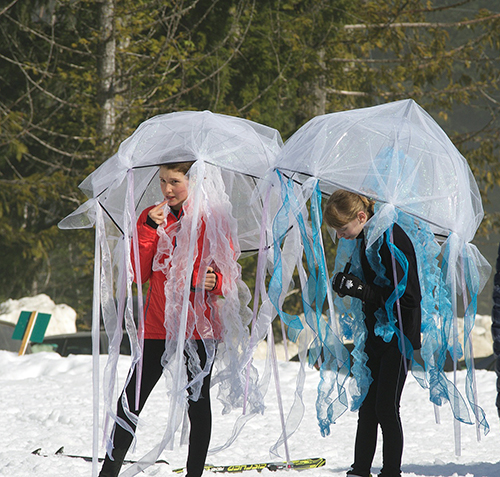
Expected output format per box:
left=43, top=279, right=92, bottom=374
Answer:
left=1, top=0, right=499, bottom=334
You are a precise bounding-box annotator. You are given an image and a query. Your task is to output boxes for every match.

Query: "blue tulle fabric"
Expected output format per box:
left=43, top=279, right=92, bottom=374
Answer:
left=269, top=175, right=490, bottom=437
left=266, top=99, right=491, bottom=447
left=268, top=173, right=304, bottom=341
left=332, top=206, right=489, bottom=436
left=269, top=173, right=351, bottom=437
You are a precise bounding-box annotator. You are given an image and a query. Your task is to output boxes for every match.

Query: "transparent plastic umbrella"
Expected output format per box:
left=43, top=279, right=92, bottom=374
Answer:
left=61, top=110, right=282, bottom=253
left=59, top=110, right=283, bottom=476
left=268, top=99, right=490, bottom=448
left=276, top=98, right=482, bottom=242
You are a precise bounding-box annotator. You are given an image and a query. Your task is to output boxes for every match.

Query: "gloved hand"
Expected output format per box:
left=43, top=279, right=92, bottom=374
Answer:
left=332, top=271, right=367, bottom=301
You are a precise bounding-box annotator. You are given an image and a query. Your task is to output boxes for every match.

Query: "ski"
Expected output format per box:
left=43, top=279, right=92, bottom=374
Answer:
left=172, top=457, right=326, bottom=473
left=31, top=446, right=169, bottom=465
left=32, top=447, right=323, bottom=473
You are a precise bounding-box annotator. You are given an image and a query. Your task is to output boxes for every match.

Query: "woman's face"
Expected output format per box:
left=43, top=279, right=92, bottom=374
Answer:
left=159, top=168, right=189, bottom=211
left=334, top=211, right=368, bottom=240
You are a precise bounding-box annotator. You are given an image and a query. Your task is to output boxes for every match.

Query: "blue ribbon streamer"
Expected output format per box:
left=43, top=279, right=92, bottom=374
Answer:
left=268, top=174, right=350, bottom=435
left=461, top=246, right=490, bottom=435
left=270, top=173, right=489, bottom=438
left=267, top=173, right=304, bottom=341
left=309, top=182, right=350, bottom=435
left=333, top=238, right=372, bottom=411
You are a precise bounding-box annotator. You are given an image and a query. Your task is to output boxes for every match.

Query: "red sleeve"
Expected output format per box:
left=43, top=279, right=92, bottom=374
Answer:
left=190, top=220, right=225, bottom=296
left=211, top=271, right=223, bottom=295
left=131, top=206, right=159, bottom=284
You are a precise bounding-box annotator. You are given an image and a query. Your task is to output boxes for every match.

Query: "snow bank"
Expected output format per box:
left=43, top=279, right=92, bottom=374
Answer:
left=0, top=294, right=77, bottom=336
left=458, top=314, right=494, bottom=358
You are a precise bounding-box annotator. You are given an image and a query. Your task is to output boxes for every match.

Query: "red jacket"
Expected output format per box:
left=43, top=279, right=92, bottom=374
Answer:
left=132, top=206, right=223, bottom=340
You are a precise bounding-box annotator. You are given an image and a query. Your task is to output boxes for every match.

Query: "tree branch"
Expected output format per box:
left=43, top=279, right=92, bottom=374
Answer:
left=22, top=151, right=74, bottom=172
left=3, top=12, right=92, bottom=57
left=21, top=129, right=92, bottom=159
left=152, top=0, right=257, bottom=107
left=344, top=12, right=500, bottom=30
left=326, top=88, right=370, bottom=97
left=0, top=0, right=19, bottom=17
left=480, top=88, right=500, bottom=107
left=406, top=0, right=474, bottom=15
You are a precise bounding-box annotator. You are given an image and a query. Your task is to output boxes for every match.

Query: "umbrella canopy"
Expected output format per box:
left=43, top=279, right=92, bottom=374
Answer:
left=275, top=98, right=482, bottom=243
left=61, top=110, right=282, bottom=253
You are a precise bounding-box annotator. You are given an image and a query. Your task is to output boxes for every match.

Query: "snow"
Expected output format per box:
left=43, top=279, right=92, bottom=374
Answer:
left=0, top=348, right=498, bottom=477
left=457, top=314, right=494, bottom=358
left=0, top=294, right=77, bottom=336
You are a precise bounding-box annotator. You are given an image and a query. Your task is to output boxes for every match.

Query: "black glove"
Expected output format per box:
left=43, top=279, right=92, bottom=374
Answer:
left=332, top=272, right=367, bottom=300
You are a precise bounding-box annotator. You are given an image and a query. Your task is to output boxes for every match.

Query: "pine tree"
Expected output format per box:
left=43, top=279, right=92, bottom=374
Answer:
left=0, top=0, right=498, bottom=325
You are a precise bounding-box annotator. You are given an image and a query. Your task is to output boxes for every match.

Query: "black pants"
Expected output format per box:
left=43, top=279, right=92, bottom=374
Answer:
left=496, top=354, right=500, bottom=418
left=348, top=344, right=408, bottom=477
left=99, top=339, right=214, bottom=477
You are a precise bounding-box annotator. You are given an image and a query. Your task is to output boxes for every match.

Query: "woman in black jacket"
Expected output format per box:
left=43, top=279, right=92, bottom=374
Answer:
left=492, top=242, right=500, bottom=418
left=324, top=190, right=422, bottom=477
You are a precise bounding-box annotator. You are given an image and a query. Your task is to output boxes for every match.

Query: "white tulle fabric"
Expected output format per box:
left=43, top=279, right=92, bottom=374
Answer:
left=59, top=111, right=282, bottom=476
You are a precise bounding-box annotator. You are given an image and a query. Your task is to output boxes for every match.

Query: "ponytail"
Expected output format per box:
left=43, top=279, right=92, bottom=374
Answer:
left=324, top=190, right=374, bottom=228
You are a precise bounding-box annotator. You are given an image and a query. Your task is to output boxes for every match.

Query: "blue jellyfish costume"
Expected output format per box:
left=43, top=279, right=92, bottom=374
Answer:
left=267, top=99, right=491, bottom=454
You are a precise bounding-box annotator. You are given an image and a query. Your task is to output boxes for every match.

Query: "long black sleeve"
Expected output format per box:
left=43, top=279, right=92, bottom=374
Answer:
left=360, top=224, right=422, bottom=350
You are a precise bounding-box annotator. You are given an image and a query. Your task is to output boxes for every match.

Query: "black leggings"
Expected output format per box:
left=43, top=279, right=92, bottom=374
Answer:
left=99, top=339, right=214, bottom=477
left=349, top=345, right=408, bottom=477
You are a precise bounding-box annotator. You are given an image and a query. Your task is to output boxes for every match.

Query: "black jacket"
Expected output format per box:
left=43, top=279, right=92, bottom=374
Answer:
left=492, top=242, right=500, bottom=356
left=359, top=223, right=422, bottom=352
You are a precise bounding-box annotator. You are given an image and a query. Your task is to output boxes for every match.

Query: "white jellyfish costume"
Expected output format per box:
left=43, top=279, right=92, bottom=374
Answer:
left=59, top=111, right=283, bottom=476
left=266, top=99, right=491, bottom=454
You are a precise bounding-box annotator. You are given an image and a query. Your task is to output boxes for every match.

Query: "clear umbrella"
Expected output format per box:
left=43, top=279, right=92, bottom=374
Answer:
left=268, top=99, right=491, bottom=451
left=59, top=110, right=283, bottom=476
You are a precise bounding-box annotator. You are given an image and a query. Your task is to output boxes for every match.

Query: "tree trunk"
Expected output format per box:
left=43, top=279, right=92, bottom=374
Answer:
left=304, top=49, right=326, bottom=118
left=97, top=0, right=116, bottom=142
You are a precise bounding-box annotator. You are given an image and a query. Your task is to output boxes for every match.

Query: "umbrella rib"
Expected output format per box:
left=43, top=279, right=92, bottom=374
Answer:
left=277, top=169, right=457, bottom=238
left=278, top=169, right=330, bottom=198
left=135, top=169, right=159, bottom=211
left=99, top=201, right=125, bottom=235
left=89, top=187, right=126, bottom=235
left=131, top=162, right=265, bottom=182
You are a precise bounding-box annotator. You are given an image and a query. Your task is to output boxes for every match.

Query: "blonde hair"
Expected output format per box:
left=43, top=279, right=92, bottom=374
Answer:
left=324, top=190, right=374, bottom=228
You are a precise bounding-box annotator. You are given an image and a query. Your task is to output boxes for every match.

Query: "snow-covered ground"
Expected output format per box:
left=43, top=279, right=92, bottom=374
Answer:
left=0, top=348, right=498, bottom=477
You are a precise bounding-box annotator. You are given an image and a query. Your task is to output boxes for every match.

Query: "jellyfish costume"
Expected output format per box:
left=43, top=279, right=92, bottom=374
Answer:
left=267, top=99, right=491, bottom=454
left=59, top=111, right=283, bottom=477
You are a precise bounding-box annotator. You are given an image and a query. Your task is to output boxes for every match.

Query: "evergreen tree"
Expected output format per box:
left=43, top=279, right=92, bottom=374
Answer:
left=0, top=0, right=498, bottom=326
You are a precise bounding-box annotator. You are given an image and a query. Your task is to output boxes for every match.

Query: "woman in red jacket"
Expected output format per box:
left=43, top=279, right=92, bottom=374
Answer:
left=99, top=161, right=224, bottom=477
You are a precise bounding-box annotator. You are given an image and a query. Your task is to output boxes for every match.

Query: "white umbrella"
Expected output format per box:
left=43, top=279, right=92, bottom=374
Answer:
left=62, top=110, right=282, bottom=253
left=59, top=110, right=283, bottom=476
left=276, top=98, right=483, bottom=242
